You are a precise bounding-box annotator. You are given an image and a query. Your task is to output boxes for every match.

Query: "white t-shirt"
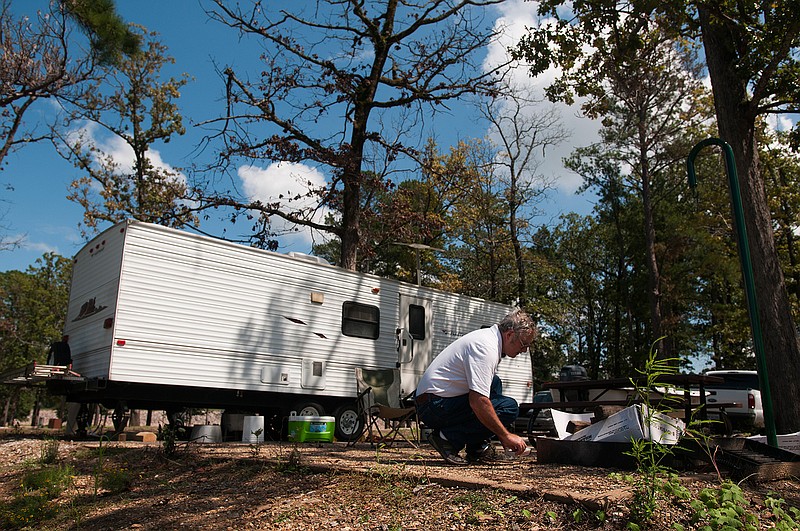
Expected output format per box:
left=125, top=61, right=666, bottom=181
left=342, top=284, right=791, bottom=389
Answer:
left=416, top=325, right=502, bottom=398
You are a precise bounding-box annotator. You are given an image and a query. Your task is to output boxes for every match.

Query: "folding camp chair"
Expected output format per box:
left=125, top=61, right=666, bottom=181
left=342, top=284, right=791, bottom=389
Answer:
left=351, top=367, right=418, bottom=448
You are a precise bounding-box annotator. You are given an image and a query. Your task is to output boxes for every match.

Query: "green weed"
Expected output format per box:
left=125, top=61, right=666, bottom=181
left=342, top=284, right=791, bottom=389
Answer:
left=22, top=464, right=74, bottom=498
left=624, top=338, right=799, bottom=530
left=0, top=493, right=56, bottom=529
left=100, top=465, right=133, bottom=494
left=39, top=438, right=60, bottom=465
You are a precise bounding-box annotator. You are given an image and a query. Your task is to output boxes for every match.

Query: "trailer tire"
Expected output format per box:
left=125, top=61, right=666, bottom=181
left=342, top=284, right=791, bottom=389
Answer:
left=333, top=404, right=364, bottom=442
left=291, top=401, right=325, bottom=417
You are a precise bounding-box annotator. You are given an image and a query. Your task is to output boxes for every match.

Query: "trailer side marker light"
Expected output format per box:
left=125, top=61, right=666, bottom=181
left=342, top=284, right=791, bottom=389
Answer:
left=116, top=340, right=126, bottom=346
left=372, top=287, right=380, bottom=294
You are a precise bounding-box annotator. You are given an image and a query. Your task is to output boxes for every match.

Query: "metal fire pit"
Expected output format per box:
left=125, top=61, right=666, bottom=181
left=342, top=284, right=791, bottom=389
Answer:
left=711, top=437, right=800, bottom=482
left=535, top=438, right=638, bottom=469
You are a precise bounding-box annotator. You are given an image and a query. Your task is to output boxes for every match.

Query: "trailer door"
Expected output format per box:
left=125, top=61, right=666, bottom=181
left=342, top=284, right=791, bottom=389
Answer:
left=397, top=294, right=432, bottom=396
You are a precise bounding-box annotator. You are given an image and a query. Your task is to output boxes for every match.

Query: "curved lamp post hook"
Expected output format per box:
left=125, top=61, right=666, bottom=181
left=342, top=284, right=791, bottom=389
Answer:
left=687, top=138, right=777, bottom=447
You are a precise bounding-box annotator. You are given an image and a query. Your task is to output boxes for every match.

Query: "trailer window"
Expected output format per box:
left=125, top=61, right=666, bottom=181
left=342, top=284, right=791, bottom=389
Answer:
left=342, top=302, right=380, bottom=339
left=408, top=304, right=426, bottom=340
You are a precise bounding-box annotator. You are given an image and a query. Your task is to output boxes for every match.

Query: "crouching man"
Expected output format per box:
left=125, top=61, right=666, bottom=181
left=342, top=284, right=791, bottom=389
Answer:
left=415, top=308, right=536, bottom=465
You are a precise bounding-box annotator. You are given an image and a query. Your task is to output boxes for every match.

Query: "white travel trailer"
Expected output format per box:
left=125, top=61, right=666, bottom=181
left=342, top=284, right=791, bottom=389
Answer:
left=49, top=220, right=533, bottom=439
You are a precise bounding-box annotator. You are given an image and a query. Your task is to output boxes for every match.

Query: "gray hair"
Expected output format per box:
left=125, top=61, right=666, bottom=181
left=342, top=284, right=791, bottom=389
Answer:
left=498, top=308, right=536, bottom=335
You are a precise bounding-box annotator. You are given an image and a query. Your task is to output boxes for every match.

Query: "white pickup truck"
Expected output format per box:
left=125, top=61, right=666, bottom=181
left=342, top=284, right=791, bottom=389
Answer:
left=704, top=370, right=764, bottom=433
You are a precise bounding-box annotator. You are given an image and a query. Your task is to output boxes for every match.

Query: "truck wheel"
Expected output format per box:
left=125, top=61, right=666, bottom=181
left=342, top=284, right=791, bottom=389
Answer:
left=333, top=404, right=364, bottom=441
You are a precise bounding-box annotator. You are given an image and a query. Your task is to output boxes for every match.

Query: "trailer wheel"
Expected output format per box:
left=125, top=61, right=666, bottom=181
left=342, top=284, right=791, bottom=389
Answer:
left=291, top=402, right=325, bottom=417
left=332, top=404, right=364, bottom=442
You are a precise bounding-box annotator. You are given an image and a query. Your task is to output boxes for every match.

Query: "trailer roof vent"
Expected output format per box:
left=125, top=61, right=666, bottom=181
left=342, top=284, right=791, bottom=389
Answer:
left=286, top=252, right=330, bottom=265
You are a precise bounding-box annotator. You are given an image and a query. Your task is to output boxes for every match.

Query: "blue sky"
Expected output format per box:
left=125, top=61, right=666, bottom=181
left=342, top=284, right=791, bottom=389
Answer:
left=0, top=0, right=600, bottom=273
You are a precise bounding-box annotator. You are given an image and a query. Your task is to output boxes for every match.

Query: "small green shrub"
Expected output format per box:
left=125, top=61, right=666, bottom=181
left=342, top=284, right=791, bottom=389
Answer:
left=39, top=438, right=60, bottom=465
left=158, top=423, right=187, bottom=457
left=22, top=464, right=74, bottom=498
left=100, top=466, right=133, bottom=494
left=0, top=494, right=56, bottom=529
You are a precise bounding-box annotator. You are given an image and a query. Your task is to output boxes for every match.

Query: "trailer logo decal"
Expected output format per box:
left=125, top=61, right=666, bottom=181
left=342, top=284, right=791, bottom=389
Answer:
left=73, top=297, right=108, bottom=322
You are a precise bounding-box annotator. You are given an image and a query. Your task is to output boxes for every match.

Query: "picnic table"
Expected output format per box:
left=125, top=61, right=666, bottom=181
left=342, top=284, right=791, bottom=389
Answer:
left=519, top=374, right=739, bottom=428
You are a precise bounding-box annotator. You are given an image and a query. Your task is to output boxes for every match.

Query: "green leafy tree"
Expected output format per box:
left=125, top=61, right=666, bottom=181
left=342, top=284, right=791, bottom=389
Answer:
left=762, top=130, right=800, bottom=317
left=0, top=254, right=72, bottom=426
left=515, top=0, right=800, bottom=433
left=526, top=225, right=572, bottom=383
left=314, top=173, right=449, bottom=284
left=202, top=0, right=512, bottom=271
left=55, top=26, right=193, bottom=234
left=563, top=26, right=708, bottom=360
left=431, top=138, right=516, bottom=302
left=61, top=0, right=141, bottom=65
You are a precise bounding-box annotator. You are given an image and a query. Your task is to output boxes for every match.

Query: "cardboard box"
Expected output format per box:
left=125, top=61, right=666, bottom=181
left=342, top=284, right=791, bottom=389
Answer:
left=550, top=409, right=594, bottom=439
left=565, top=404, right=685, bottom=444
left=747, top=432, right=800, bottom=455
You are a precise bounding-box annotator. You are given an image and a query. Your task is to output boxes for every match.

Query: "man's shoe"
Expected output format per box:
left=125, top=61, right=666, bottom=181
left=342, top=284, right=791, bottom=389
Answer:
left=427, top=430, right=467, bottom=466
left=466, top=443, right=514, bottom=464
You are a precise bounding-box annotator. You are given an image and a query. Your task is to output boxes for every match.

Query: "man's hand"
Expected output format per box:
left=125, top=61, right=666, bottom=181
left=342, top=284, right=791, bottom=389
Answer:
left=499, top=432, right=527, bottom=455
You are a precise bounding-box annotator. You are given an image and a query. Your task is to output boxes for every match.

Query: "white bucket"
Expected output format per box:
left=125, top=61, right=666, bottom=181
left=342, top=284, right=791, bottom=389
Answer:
left=242, top=415, right=265, bottom=443
left=190, top=425, right=222, bottom=443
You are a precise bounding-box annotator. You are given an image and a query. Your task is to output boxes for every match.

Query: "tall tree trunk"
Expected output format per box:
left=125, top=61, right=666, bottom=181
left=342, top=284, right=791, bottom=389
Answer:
left=339, top=174, right=361, bottom=271
left=509, top=195, right=527, bottom=306
left=700, top=7, right=800, bottom=433
left=638, top=129, right=668, bottom=359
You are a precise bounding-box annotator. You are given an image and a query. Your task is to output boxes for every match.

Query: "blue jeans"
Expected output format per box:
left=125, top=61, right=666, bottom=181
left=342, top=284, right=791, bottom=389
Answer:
left=416, top=375, right=519, bottom=454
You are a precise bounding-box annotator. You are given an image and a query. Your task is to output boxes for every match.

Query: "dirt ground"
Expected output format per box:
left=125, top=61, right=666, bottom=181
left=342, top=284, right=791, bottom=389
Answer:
left=0, top=430, right=798, bottom=530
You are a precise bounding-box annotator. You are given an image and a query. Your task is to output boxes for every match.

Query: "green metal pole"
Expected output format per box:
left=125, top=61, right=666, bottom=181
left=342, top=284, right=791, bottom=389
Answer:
left=687, top=138, right=777, bottom=447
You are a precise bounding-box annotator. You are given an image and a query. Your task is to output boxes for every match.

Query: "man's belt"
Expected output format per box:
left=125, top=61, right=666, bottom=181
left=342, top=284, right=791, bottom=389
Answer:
left=415, top=392, right=433, bottom=405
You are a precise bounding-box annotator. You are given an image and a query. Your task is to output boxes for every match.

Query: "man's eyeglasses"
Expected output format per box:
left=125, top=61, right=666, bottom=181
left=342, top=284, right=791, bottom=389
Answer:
left=516, top=330, right=533, bottom=349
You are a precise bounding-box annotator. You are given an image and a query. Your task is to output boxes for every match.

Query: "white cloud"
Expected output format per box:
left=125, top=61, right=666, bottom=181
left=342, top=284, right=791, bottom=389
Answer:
left=767, top=114, right=795, bottom=133
left=238, top=162, right=334, bottom=250
left=66, top=122, right=187, bottom=186
left=22, top=239, right=58, bottom=254
left=486, top=0, right=601, bottom=204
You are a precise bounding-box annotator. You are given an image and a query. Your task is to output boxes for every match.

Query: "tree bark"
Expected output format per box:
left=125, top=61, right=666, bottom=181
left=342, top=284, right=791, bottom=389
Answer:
left=638, top=123, right=667, bottom=359
left=699, top=6, right=800, bottom=433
